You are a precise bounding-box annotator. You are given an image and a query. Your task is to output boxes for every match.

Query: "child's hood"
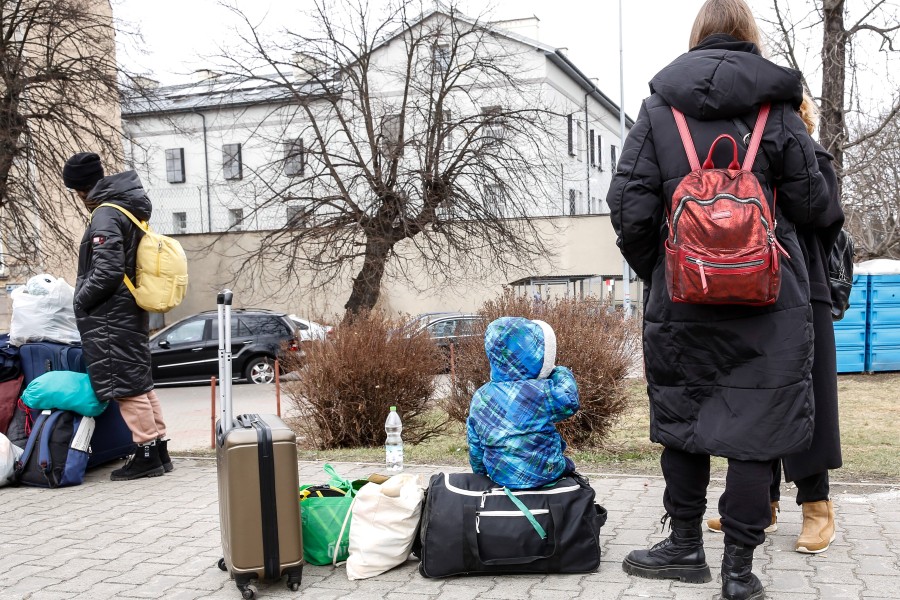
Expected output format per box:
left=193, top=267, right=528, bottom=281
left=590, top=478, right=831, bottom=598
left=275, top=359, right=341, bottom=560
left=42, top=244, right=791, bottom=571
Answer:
left=485, top=317, right=557, bottom=382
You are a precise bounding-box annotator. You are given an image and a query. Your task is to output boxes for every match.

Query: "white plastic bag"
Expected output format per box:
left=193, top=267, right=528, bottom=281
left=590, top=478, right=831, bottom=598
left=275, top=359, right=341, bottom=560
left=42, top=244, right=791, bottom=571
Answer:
left=9, top=275, right=80, bottom=346
left=345, top=473, right=426, bottom=580
left=0, top=432, right=24, bottom=487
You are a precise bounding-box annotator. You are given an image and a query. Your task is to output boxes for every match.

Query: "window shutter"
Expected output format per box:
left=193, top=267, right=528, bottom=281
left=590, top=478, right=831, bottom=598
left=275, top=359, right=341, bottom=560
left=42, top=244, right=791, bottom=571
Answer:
left=567, top=114, right=573, bottom=156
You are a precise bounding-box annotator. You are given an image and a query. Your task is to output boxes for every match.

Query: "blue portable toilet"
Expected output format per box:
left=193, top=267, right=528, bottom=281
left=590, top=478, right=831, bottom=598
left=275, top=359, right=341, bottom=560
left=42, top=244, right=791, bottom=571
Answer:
left=856, top=259, right=900, bottom=372
left=833, top=273, right=867, bottom=373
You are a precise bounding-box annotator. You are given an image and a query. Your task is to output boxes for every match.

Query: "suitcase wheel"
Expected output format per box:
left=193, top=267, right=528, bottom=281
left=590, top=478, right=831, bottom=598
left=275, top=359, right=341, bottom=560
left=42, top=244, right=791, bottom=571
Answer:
left=217, top=558, right=227, bottom=572
left=237, top=583, right=257, bottom=600
left=288, top=582, right=300, bottom=592
left=286, top=568, right=302, bottom=592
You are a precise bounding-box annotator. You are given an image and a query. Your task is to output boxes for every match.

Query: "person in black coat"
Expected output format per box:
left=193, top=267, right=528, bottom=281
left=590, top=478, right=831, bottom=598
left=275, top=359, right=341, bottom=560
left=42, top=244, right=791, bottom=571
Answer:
left=606, top=1, right=840, bottom=598
left=707, top=125, right=845, bottom=554
left=62, top=153, right=172, bottom=481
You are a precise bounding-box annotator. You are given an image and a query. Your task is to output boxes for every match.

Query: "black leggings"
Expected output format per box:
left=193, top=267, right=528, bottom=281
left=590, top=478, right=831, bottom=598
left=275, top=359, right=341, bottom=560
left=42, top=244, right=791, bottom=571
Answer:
left=661, top=447, right=772, bottom=548
left=769, top=461, right=830, bottom=505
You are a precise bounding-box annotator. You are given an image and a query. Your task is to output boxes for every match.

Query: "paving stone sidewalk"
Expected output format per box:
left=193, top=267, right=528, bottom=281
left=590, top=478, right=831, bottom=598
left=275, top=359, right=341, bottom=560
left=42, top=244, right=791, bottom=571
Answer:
left=1, top=459, right=898, bottom=600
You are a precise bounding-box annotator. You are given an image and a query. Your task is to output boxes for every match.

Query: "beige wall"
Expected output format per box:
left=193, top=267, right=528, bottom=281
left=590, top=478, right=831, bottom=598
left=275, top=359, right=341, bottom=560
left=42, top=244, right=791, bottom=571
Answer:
left=163, top=214, right=630, bottom=326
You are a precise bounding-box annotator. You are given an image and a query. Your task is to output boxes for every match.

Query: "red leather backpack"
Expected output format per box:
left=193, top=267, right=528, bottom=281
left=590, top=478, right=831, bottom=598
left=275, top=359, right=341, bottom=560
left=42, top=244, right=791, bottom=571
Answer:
left=665, top=104, right=789, bottom=305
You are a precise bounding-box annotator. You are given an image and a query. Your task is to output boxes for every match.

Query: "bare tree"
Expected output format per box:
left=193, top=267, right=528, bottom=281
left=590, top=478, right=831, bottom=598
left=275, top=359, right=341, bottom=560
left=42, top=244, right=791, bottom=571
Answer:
left=843, top=110, right=900, bottom=258
left=211, top=0, right=563, bottom=316
left=763, top=0, right=900, bottom=183
left=0, top=0, right=126, bottom=271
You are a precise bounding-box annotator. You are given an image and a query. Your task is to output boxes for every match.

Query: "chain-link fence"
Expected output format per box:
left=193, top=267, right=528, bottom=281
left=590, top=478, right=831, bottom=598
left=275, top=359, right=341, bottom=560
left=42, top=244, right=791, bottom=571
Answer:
left=146, top=185, right=293, bottom=234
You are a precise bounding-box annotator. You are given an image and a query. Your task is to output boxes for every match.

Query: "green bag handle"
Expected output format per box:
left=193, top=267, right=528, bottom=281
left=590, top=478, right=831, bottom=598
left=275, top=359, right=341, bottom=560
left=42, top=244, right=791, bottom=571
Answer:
left=503, top=487, right=547, bottom=540
left=323, top=463, right=357, bottom=497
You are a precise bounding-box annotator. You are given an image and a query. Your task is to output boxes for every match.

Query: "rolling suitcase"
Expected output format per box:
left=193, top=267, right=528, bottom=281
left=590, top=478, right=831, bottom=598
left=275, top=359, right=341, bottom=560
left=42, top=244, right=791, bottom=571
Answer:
left=215, top=289, right=303, bottom=599
left=19, top=342, right=85, bottom=385
left=87, top=400, right=136, bottom=468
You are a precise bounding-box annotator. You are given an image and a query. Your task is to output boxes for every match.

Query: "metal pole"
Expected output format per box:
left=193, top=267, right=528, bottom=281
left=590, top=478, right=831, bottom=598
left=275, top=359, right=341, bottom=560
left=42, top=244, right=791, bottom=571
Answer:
left=275, top=358, right=281, bottom=418
left=619, top=0, right=632, bottom=318
left=210, top=376, right=217, bottom=448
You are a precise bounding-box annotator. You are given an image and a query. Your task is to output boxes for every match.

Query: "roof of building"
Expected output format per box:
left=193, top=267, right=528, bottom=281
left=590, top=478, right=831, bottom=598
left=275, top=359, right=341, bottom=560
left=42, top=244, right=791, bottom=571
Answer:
left=122, top=6, right=633, bottom=126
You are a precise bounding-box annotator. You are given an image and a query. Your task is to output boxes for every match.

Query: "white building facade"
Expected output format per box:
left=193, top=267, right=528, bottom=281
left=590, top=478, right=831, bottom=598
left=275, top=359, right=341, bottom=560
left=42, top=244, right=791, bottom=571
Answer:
left=121, top=10, right=636, bottom=319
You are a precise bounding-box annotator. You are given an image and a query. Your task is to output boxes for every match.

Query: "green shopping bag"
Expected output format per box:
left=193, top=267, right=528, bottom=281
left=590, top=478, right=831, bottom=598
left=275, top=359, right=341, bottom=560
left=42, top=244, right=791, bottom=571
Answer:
left=299, top=464, right=367, bottom=565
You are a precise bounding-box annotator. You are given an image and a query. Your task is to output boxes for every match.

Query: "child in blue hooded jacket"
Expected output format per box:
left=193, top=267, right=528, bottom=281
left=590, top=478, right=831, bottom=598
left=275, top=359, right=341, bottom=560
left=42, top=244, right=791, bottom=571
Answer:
left=467, top=317, right=580, bottom=489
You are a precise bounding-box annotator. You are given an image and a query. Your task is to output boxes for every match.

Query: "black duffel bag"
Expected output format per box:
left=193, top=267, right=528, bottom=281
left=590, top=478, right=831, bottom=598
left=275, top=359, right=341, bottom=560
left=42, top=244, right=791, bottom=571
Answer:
left=418, top=472, right=607, bottom=578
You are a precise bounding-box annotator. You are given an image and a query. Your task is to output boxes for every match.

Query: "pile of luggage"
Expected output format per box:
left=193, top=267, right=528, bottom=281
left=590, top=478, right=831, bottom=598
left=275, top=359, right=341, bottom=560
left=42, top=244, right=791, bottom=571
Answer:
left=0, top=274, right=135, bottom=488
left=213, top=290, right=609, bottom=600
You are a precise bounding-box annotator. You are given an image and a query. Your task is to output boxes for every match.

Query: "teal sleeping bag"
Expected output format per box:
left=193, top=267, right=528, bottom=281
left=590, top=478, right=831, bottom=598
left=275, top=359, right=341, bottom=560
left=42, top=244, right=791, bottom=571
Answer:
left=21, top=371, right=108, bottom=417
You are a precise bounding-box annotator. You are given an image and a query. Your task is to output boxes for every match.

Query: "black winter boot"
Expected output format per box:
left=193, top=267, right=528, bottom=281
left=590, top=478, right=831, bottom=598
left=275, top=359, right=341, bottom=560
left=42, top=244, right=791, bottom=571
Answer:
left=110, top=441, right=165, bottom=481
left=721, top=543, right=765, bottom=600
left=157, top=438, right=174, bottom=473
left=622, top=515, right=712, bottom=583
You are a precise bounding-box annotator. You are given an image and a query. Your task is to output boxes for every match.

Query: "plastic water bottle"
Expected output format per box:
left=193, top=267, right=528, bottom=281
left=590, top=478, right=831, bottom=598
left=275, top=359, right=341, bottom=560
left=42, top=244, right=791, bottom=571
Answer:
left=385, top=406, right=404, bottom=472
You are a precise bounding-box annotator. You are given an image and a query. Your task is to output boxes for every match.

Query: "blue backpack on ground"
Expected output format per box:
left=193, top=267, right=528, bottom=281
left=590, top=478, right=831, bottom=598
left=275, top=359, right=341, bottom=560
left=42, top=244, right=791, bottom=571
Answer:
left=12, top=410, right=90, bottom=488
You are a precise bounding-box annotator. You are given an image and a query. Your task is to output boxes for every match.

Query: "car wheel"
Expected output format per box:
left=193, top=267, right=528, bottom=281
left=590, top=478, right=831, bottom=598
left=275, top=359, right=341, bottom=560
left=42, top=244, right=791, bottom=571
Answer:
left=244, top=356, right=276, bottom=384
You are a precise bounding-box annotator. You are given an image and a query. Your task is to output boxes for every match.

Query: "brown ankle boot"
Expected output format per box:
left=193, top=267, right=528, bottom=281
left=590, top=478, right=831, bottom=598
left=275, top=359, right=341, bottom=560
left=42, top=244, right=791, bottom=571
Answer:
left=706, top=501, right=779, bottom=534
left=795, top=500, right=835, bottom=553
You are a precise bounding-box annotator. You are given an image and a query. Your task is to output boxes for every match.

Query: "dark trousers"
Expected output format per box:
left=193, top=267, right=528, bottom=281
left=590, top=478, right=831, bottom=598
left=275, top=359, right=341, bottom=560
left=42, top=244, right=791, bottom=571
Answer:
left=661, top=447, right=772, bottom=548
left=770, top=461, right=830, bottom=504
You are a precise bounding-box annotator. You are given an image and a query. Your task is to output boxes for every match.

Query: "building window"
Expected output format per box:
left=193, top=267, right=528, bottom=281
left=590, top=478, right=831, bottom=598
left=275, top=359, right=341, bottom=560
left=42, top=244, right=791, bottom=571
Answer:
left=284, top=139, right=304, bottom=177
left=610, top=144, right=618, bottom=170
left=481, top=105, right=506, bottom=145
left=286, top=205, right=307, bottom=228
left=568, top=188, right=576, bottom=215
left=441, top=109, right=453, bottom=151
left=484, top=183, right=507, bottom=217
left=433, top=43, right=451, bottom=73
left=172, top=211, right=187, bottom=233
left=589, top=130, right=596, bottom=166
left=380, top=114, right=403, bottom=158
left=229, top=208, right=243, bottom=231
left=223, top=143, right=243, bottom=180
left=567, top=114, right=574, bottom=156
left=165, top=148, right=185, bottom=184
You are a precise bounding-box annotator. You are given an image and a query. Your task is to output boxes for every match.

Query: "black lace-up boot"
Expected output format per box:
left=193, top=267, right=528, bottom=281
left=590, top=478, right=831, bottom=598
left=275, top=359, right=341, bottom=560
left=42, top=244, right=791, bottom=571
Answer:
left=157, top=438, right=173, bottom=473
left=622, top=515, right=712, bottom=583
left=110, top=441, right=165, bottom=481
left=721, top=543, right=765, bottom=600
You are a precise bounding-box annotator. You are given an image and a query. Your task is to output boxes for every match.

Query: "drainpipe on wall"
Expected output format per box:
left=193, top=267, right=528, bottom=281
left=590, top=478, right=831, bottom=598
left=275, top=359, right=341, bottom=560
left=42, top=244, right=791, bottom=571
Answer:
left=584, top=90, right=590, bottom=214
left=191, top=109, right=212, bottom=233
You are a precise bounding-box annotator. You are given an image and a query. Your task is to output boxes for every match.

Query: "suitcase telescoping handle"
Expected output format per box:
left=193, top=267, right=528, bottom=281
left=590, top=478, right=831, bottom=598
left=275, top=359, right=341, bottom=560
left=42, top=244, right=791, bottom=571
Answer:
left=217, top=290, right=234, bottom=434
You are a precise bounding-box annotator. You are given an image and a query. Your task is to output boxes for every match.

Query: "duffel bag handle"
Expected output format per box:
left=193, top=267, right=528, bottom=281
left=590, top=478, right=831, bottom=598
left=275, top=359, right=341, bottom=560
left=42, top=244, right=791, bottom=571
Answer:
left=462, top=502, right=562, bottom=567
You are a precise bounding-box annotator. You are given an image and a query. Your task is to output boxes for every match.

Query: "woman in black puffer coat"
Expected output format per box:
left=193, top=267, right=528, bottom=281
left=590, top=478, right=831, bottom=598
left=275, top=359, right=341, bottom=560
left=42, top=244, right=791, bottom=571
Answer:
left=606, top=2, right=841, bottom=599
left=64, top=152, right=171, bottom=482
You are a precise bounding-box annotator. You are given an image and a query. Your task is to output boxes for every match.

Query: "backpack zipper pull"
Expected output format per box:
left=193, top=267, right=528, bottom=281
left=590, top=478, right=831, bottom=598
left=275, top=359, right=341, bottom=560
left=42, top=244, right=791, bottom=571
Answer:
left=698, top=263, right=708, bottom=294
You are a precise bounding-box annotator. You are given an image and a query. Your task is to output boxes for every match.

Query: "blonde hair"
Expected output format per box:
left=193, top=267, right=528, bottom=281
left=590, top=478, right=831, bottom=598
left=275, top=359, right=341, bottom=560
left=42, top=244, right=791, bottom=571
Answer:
left=689, top=0, right=763, bottom=50
left=799, top=92, right=819, bottom=134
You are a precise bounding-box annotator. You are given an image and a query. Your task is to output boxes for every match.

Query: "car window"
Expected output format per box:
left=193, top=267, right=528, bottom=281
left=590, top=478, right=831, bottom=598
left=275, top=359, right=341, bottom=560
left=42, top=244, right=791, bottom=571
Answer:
left=427, top=319, right=456, bottom=338
left=251, top=316, right=291, bottom=337
left=293, top=321, right=309, bottom=331
left=456, top=318, right=479, bottom=336
left=165, top=319, right=206, bottom=344
left=209, top=317, right=251, bottom=340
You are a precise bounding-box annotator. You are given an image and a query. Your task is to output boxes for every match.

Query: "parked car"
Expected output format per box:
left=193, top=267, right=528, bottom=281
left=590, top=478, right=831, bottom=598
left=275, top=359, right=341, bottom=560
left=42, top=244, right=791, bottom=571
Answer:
left=288, top=315, right=333, bottom=342
left=406, top=312, right=483, bottom=354
left=150, top=309, right=298, bottom=385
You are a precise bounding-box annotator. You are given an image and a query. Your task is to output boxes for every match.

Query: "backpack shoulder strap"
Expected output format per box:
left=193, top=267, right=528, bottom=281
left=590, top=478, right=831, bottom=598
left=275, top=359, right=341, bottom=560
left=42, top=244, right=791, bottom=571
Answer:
left=92, top=203, right=149, bottom=232
left=15, top=410, right=51, bottom=475
left=742, top=103, right=771, bottom=171
left=671, top=108, right=702, bottom=172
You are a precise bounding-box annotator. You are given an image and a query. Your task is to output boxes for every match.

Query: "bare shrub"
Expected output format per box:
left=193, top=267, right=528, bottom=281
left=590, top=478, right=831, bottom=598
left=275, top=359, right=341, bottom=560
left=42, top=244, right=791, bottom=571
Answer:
left=284, top=310, right=446, bottom=449
left=447, top=289, right=641, bottom=447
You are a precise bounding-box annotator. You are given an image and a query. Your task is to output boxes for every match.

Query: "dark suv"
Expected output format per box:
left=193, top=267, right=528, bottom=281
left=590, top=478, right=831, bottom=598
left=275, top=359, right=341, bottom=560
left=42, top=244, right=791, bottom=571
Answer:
left=150, top=309, right=298, bottom=385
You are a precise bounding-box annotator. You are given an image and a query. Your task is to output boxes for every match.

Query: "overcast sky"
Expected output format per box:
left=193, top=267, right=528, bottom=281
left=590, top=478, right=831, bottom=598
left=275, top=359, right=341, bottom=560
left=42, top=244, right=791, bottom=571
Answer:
left=112, top=0, right=896, bottom=119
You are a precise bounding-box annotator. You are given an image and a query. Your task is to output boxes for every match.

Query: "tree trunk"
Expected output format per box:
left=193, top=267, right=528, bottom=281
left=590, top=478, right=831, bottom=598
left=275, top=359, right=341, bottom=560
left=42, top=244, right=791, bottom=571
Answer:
left=820, top=0, right=846, bottom=190
left=344, top=235, right=392, bottom=316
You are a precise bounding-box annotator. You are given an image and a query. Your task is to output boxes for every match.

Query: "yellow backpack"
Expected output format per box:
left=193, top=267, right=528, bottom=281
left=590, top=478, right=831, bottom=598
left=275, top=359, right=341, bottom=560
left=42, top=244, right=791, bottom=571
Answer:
left=93, top=203, right=189, bottom=313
